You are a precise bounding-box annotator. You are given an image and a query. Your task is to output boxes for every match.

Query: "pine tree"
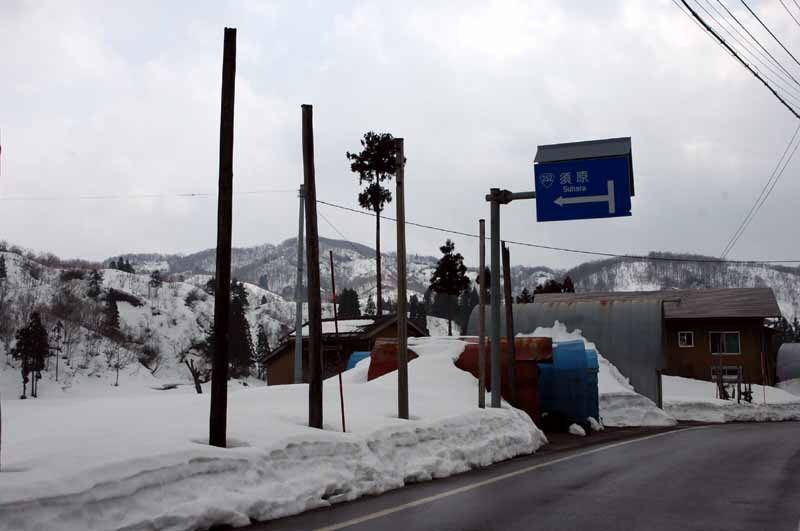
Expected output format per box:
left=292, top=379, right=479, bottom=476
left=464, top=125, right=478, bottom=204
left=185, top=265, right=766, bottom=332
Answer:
left=123, top=259, right=135, bottom=274
left=149, top=270, right=163, bottom=290
left=229, top=280, right=255, bottom=378
left=516, top=287, right=534, bottom=303
left=346, top=131, right=403, bottom=318
left=11, top=312, right=48, bottom=398
left=87, top=269, right=104, bottom=300
left=429, top=239, right=471, bottom=336
left=364, top=296, right=376, bottom=317
left=337, top=288, right=361, bottom=318
left=0, top=254, right=6, bottom=282
left=109, top=259, right=118, bottom=270
left=562, top=276, right=575, bottom=293
left=255, top=324, right=271, bottom=380
left=260, top=295, right=268, bottom=305
left=104, top=295, right=121, bottom=336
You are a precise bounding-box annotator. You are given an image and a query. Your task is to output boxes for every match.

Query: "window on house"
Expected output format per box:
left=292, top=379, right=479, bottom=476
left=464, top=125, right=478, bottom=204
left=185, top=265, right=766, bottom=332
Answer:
left=678, top=331, right=694, bottom=348
left=710, top=331, right=740, bottom=355
left=710, top=365, right=742, bottom=381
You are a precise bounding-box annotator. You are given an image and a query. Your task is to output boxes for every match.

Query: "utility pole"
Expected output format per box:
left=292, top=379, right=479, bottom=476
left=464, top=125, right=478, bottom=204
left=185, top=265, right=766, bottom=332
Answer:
left=502, top=241, right=517, bottom=406
left=486, top=188, right=536, bottom=408
left=209, top=27, right=236, bottom=449
left=395, top=138, right=409, bottom=420
left=478, top=219, right=486, bottom=409
left=294, top=185, right=306, bottom=384
left=302, top=104, right=323, bottom=429
left=329, top=251, right=346, bottom=432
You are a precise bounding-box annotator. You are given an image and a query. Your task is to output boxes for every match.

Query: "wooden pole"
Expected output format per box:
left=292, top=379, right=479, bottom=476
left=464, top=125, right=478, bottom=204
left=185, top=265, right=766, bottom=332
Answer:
left=502, top=242, right=517, bottom=406
left=209, top=27, right=236, bottom=449
left=303, top=104, right=323, bottom=429
left=395, top=138, right=409, bottom=420
left=489, top=194, right=501, bottom=408
left=294, top=185, right=306, bottom=384
left=329, top=251, right=346, bottom=432
left=478, top=219, right=486, bottom=409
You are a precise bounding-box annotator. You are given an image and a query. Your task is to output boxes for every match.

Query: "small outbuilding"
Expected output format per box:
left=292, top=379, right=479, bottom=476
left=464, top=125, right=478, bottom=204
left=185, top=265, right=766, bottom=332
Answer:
left=265, top=315, right=428, bottom=385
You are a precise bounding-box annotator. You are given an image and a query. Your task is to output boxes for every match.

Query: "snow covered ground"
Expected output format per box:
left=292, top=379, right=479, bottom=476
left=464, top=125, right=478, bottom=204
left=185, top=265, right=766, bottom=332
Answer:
left=0, top=337, right=545, bottom=531
left=663, top=376, right=800, bottom=423
left=777, top=378, right=800, bottom=396
left=426, top=315, right=460, bottom=336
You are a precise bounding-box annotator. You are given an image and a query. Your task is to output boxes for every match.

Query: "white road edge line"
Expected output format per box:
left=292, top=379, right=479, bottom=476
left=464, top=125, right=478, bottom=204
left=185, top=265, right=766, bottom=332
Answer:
left=313, top=426, right=711, bottom=531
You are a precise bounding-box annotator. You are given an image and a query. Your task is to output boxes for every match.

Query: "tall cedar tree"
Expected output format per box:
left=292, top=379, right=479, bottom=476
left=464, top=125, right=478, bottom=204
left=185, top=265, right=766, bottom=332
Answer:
left=203, top=280, right=256, bottom=378
left=337, top=288, right=361, bottom=318
left=346, top=132, right=402, bottom=318
left=87, top=269, right=104, bottom=300
left=12, top=312, right=48, bottom=398
left=149, top=270, right=163, bottom=290
left=429, top=239, right=471, bottom=336
left=255, top=324, right=270, bottom=380
left=535, top=276, right=576, bottom=295
left=0, top=254, right=6, bottom=281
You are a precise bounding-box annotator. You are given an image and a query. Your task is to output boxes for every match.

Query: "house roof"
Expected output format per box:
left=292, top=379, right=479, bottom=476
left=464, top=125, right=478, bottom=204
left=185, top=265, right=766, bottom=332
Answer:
left=533, top=288, right=781, bottom=319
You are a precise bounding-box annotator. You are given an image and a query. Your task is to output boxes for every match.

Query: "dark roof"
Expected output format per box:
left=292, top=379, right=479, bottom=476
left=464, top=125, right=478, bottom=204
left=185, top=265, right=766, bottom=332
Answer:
left=534, top=137, right=631, bottom=163
left=533, top=288, right=781, bottom=319
left=534, top=137, right=634, bottom=195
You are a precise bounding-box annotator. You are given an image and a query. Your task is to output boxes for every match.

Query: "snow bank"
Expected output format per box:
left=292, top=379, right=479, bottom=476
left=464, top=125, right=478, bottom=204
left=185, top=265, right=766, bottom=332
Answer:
left=663, top=375, right=800, bottom=423
left=0, top=337, right=545, bottom=531
left=777, top=378, right=800, bottom=397
left=526, top=322, right=676, bottom=427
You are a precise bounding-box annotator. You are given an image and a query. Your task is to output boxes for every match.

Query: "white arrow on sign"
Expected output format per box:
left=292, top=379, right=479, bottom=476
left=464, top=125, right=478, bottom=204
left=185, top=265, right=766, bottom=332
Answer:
left=554, top=180, right=615, bottom=214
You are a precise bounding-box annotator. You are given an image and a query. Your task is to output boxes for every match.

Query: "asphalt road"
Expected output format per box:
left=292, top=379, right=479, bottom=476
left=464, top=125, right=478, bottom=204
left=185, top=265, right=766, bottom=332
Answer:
left=251, top=423, right=800, bottom=531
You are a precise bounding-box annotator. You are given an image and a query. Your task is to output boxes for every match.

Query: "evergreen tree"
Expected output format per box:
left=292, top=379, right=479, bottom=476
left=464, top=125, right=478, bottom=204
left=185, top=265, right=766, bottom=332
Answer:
left=0, top=254, right=6, bottom=282
left=364, top=296, right=376, bottom=317
left=516, top=287, right=534, bottom=303
left=104, top=294, right=121, bottom=336
left=429, top=239, right=471, bottom=336
left=109, top=259, right=118, bottom=270
left=337, top=288, right=361, bottom=318
left=12, top=312, right=48, bottom=398
left=149, top=270, right=163, bottom=290
left=229, top=280, right=255, bottom=378
left=260, top=295, right=268, bottom=305
left=87, top=269, right=104, bottom=300
left=475, top=267, right=491, bottom=302
left=346, top=131, right=403, bottom=318
left=204, top=276, right=216, bottom=295
left=255, top=324, right=271, bottom=380
left=122, top=259, right=135, bottom=274
left=562, top=276, right=575, bottom=293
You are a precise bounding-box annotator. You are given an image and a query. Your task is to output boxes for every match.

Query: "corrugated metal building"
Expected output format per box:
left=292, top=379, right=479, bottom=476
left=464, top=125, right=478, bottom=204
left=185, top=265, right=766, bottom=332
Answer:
left=468, top=288, right=782, bottom=404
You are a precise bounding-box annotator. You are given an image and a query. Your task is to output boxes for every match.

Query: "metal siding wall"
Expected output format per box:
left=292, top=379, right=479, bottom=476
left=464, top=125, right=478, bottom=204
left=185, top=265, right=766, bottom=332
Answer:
left=467, top=300, right=665, bottom=403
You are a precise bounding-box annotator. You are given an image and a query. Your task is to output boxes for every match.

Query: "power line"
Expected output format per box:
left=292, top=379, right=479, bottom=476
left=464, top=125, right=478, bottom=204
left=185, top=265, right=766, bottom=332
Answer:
left=678, top=0, right=800, bottom=118
left=0, top=189, right=297, bottom=201
left=720, top=123, right=800, bottom=258
left=779, top=0, right=800, bottom=28
left=717, top=0, right=800, bottom=88
left=316, top=199, right=800, bottom=265
left=701, top=0, right=800, bottom=97
left=739, top=0, right=800, bottom=68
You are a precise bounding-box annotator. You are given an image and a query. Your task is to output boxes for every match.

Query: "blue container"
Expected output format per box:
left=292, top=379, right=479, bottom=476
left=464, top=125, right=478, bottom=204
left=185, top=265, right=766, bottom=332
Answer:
left=537, top=340, right=600, bottom=426
left=346, top=351, right=371, bottom=370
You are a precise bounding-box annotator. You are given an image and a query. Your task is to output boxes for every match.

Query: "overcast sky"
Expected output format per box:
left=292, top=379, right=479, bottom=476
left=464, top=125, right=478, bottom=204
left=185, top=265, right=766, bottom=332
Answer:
left=2, top=0, right=799, bottom=270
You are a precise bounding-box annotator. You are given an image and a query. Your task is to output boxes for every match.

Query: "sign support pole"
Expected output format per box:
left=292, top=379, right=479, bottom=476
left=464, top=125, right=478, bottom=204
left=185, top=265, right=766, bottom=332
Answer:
left=478, top=219, right=486, bottom=409
left=486, top=189, right=535, bottom=409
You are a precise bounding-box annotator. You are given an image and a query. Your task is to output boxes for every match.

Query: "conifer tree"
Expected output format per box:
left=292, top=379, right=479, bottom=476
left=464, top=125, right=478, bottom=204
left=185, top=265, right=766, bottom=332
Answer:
left=104, top=295, right=121, bottom=336
left=87, top=269, right=104, bottom=300
left=337, top=288, right=361, bottom=318
left=364, top=296, right=376, bottom=317
left=255, top=324, right=271, bottom=380
left=516, top=287, right=534, bottom=303
left=12, top=312, right=48, bottom=398
left=149, top=270, right=163, bottom=289
left=429, top=239, right=471, bottom=336
left=346, top=131, right=403, bottom=318
left=229, top=280, right=255, bottom=378
left=0, top=254, right=6, bottom=282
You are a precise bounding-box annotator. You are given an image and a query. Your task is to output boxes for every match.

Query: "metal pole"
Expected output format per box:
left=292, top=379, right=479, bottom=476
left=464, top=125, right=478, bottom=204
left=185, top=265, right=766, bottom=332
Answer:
left=294, top=185, right=306, bottom=383
left=502, top=242, right=517, bottom=406
left=490, top=191, right=501, bottom=408
left=302, top=104, right=323, bottom=429
left=209, top=26, right=236, bottom=449
left=329, top=251, right=346, bottom=432
left=478, top=219, right=486, bottom=409
left=395, top=138, right=409, bottom=420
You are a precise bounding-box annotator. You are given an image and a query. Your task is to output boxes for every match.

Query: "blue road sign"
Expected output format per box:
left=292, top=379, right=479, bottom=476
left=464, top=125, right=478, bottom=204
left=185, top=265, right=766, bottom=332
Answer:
left=534, top=156, right=632, bottom=222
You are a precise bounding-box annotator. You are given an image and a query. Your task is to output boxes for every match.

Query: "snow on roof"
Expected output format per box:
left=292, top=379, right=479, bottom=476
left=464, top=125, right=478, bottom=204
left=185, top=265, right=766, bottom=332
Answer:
left=291, top=319, right=376, bottom=337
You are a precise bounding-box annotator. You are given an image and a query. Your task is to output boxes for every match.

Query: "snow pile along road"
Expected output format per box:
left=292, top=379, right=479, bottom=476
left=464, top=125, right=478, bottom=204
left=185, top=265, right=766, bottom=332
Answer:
left=527, top=322, right=676, bottom=427
left=663, top=376, right=800, bottom=423
left=0, top=337, right=545, bottom=531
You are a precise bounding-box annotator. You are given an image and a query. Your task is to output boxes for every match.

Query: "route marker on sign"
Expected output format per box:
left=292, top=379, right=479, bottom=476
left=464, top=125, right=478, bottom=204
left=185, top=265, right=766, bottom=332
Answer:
left=534, top=137, right=634, bottom=222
